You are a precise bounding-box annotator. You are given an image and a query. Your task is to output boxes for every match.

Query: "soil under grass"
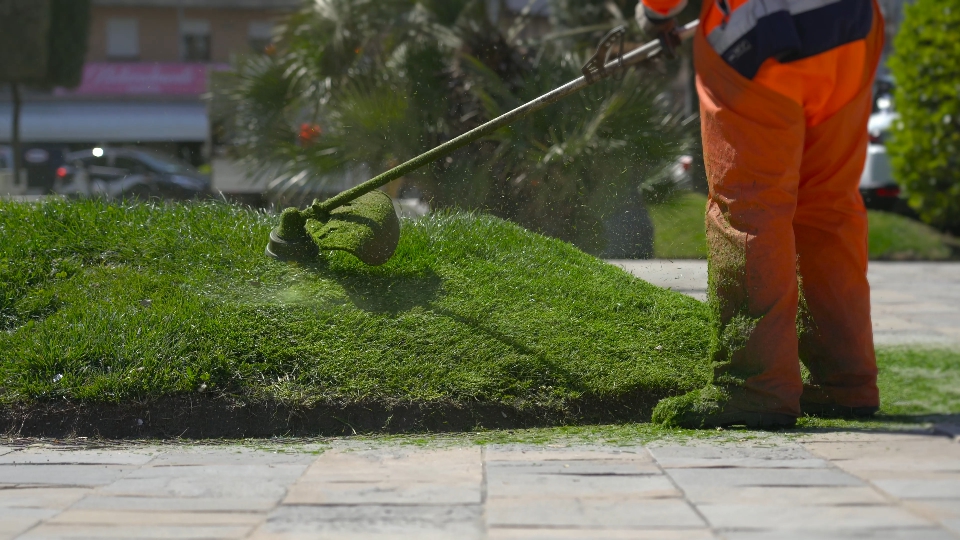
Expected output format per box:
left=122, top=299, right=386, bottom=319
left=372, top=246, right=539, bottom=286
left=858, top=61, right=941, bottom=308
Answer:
left=0, top=199, right=712, bottom=437
left=650, top=192, right=958, bottom=260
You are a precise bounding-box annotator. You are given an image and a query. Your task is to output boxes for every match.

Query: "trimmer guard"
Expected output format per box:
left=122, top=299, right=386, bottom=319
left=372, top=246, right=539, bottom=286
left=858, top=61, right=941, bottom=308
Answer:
left=306, top=190, right=401, bottom=266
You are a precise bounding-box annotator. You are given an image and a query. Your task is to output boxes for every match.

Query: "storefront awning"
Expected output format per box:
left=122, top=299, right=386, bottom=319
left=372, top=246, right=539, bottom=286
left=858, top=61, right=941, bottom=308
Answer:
left=0, top=101, right=209, bottom=143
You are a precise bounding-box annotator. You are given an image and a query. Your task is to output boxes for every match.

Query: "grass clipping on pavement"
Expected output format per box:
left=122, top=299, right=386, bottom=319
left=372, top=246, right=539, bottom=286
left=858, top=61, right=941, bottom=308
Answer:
left=0, top=199, right=712, bottom=417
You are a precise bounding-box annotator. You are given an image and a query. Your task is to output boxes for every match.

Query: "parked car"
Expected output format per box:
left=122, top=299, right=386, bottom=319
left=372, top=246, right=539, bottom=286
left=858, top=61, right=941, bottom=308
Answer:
left=55, top=147, right=210, bottom=200
left=859, top=144, right=901, bottom=211
left=860, top=81, right=907, bottom=212
left=868, top=104, right=898, bottom=145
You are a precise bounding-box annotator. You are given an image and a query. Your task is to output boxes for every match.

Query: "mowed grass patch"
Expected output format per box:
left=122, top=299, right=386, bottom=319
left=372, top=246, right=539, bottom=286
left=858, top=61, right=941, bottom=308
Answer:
left=867, top=210, right=955, bottom=260
left=650, top=192, right=957, bottom=260
left=876, top=347, right=960, bottom=416
left=648, top=192, right=709, bottom=259
left=0, top=199, right=711, bottom=424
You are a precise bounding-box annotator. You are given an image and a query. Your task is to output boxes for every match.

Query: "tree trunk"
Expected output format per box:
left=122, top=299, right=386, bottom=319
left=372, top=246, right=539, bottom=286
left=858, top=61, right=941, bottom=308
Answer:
left=11, top=82, right=22, bottom=190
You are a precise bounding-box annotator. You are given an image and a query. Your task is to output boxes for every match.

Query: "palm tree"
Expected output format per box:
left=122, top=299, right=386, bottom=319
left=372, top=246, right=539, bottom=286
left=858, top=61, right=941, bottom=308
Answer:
left=212, top=0, right=694, bottom=254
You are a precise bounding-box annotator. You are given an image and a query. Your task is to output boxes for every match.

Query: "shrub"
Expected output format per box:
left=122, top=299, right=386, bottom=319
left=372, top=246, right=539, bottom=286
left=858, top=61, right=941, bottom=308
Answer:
left=212, top=0, right=695, bottom=254
left=887, top=0, right=960, bottom=233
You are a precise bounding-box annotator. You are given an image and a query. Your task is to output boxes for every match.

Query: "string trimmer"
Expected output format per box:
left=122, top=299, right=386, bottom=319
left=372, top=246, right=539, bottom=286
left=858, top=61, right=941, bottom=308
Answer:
left=265, top=20, right=699, bottom=266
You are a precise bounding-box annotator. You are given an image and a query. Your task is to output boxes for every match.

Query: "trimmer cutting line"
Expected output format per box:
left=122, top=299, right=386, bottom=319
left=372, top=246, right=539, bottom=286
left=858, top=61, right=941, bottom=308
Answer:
left=265, top=20, right=700, bottom=266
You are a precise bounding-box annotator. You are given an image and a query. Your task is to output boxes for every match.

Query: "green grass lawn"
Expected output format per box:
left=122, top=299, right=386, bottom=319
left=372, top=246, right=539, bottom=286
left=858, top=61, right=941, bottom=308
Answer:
left=650, top=192, right=957, bottom=260
left=648, top=192, right=710, bottom=259
left=2, top=199, right=956, bottom=437
left=876, top=347, right=960, bottom=416
left=0, top=199, right=711, bottom=413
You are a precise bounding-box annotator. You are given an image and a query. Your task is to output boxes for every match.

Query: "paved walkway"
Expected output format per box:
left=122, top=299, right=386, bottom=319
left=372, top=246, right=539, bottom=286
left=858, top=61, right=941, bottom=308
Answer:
left=2, top=429, right=960, bottom=539
left=611, top=260, right=960, bottom=346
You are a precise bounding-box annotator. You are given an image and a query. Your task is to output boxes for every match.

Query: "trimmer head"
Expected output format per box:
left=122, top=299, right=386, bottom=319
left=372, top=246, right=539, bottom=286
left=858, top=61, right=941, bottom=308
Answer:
left=265, top=208, right=320, bottom=261
left=266, top=190, right=400, bottom=266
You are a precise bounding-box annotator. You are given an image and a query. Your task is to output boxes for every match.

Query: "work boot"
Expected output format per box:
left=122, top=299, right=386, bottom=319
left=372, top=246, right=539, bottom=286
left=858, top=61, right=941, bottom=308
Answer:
left=800, top=384, right=879, bottom=419
left=652, top=385, right=797, bottom=429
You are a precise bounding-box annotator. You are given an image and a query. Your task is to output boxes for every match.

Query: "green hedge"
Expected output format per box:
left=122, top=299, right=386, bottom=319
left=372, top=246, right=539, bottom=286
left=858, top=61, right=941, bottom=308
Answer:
left=888, top=0, right=960, bottom=233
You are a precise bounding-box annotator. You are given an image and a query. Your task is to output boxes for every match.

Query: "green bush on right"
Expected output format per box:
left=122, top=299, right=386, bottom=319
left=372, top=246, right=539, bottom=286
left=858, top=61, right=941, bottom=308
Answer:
left=887, top=0, right=960, bottom=234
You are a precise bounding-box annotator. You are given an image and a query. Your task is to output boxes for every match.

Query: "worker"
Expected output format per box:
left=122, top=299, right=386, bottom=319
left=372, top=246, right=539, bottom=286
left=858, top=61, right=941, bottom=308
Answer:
left=637, top=0, right=885, bottom=428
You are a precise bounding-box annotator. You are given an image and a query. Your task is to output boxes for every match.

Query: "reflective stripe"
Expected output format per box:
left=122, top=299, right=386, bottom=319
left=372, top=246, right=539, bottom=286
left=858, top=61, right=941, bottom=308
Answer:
left=706, top=0, right=844, bottom=55
left=705, top=0, right=873, bottom=79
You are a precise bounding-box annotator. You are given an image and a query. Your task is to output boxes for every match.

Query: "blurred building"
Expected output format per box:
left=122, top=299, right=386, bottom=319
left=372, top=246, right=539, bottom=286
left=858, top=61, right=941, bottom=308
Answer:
left=86, top=0, right=297, bottom=63
left=0, top=0, right=300, bottom=192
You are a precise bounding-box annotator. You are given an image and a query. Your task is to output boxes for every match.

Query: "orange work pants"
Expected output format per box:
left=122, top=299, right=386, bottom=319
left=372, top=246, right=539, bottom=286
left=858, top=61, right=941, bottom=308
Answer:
left=696, top=0, right=885, bottom=415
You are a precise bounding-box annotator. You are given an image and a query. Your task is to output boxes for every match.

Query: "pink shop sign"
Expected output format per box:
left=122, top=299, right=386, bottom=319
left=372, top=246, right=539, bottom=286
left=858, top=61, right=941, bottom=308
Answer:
left=55, top=63, right=218, bottom=96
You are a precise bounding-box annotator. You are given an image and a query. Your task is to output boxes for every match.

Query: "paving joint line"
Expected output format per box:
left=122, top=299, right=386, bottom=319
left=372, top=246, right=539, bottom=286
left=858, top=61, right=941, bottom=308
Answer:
left=480, top=445, right=489, bottom=538
left=241, top=448, right=316, bottom=539
left=644, top=445, right=717, bottom=539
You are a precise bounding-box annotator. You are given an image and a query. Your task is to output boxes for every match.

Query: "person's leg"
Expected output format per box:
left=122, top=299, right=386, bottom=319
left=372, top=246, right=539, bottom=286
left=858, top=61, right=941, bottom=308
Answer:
left=794, top=98, right=878, bottom=413
left=651, top=28, right=806, bottom=428
left=795, top=7, right=885, bottom=416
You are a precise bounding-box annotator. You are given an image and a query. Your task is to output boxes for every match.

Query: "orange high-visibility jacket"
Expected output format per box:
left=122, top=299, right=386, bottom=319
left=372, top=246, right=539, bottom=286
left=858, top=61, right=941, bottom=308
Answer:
left=641, top=0, right=875, bottom=124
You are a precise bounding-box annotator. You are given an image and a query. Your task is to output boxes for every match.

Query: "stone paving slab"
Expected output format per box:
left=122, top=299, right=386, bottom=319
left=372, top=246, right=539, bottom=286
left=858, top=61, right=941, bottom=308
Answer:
left=0, top=487, right=89, bottom=510
left=0, top=449, right=159, bottom=466
left=70, top=495, right=279, bottom=513
left=0, top=464, right=136, bottom=487
left=251, top=504, right=484, bottom=540
left=100, top=463, right=307, bottom=500
left=484, top=446, right=652, bottom=462
left=486, top=469, right=679, bottom=498
left=41, top=509, right=264, bottom=526
left=722, top=528, right=957, bottom=540
left=486, top=459, right=662, bottom=477
left=146, top=448, right=315, bottom=467
left=870, top=476, right=960, bottom=500
left=797, top=429, right=941, bottom=443
left=648, top=444, right=830, bottom=469
left=19, top=508, right=260, bottom=540
left=678, top=485, right=890, bottom=506
left=488, top=529, right=716, bottom=539
left=20, top=523, right=253, bottom=539
left=697, top=503, right=932, bottom=530
left=904, top=499, right=960, bottom=535
left=486, top=496, right=705, bottom=529
left=284, top=447, right=481, bottom=505
left=0, top=508, right=60, bottom=540
left=666, top=466, right=866, bottom=489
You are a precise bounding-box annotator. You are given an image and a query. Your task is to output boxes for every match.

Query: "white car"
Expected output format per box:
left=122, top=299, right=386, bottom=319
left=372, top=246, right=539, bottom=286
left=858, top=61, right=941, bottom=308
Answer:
left=867, top=104, right=898, bottom=145
left=860, top=93, right=902, bottom=211
left=860, top=143, right=900, bottom=211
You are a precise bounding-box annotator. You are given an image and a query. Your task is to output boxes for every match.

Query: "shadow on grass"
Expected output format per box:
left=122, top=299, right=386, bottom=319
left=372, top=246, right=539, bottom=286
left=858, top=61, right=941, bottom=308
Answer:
left=304, top=259, right=584, bottom=393
left=296, top=258, right=586, bottom=404
left=430, top=306, right=585, bottom=394
left=302, top=258, right=443, bottom=314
